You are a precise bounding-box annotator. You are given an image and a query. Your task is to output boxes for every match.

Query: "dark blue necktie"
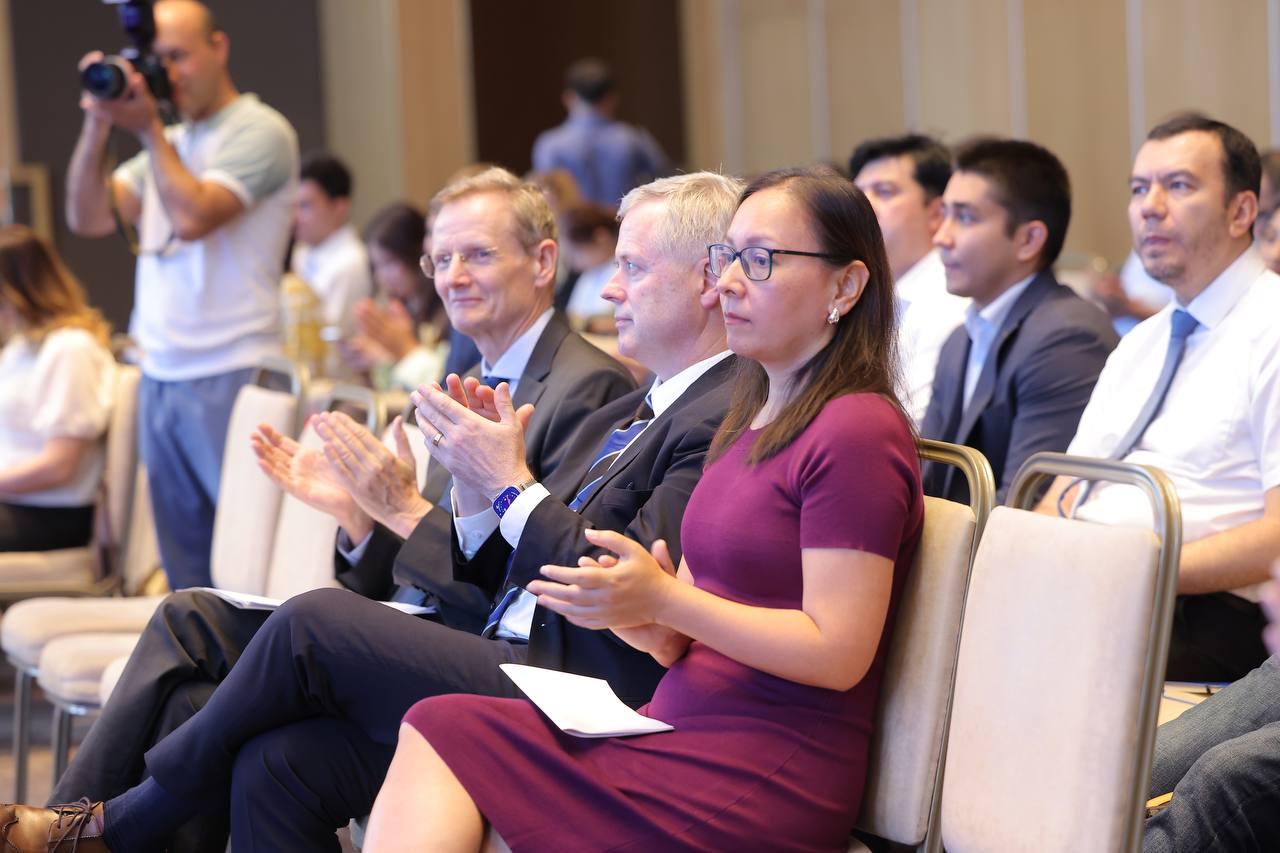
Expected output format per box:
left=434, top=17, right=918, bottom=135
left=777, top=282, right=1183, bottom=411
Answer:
left=481, top=398, right=655, bottom=638
left=1061, top=309, right=1199, bottom=515
left=480, top=374, right=504, bottom=389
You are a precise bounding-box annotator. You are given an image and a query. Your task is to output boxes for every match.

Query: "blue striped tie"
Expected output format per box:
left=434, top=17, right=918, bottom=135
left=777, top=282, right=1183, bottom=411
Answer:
left=1060, top=309, right=1199, bottom=516
left=481, top=399, right=655, bottom=638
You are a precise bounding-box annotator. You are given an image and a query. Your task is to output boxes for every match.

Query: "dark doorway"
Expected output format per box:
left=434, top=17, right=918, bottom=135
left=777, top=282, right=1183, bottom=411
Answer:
left=467, top=0, right=685, bottom=177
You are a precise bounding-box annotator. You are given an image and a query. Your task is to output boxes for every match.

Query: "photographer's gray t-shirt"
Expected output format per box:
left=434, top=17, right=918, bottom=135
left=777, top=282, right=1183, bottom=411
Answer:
left=115, top=93, right=298, bottom=380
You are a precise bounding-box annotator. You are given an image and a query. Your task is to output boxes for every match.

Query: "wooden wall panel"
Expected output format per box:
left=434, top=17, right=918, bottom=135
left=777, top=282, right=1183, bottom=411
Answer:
left=825, top=0, right=906, bottom=167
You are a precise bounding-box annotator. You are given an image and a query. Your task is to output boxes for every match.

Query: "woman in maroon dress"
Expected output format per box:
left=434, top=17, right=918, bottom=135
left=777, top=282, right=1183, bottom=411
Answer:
left=364, top=165, right=925, bottom=852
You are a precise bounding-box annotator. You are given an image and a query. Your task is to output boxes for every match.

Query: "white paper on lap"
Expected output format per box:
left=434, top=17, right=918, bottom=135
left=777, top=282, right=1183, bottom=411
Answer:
left=499, top=663, right=673, bottom=738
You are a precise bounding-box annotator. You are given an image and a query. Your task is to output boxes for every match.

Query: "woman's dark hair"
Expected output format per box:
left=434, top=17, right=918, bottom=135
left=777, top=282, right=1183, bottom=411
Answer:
left=362, top=202, right=444, bottom=328
left=709, top=165, right=907, bottom=465
left=564, top=202, right=620, bottom=244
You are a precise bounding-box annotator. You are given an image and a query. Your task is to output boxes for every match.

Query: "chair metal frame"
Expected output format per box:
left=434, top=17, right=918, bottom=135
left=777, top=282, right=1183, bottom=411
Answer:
left=324, top=383, right=388, bottom=434
left=852, top=439, right=995, bottom=853
left=996, top=450, right=1180, bottom=853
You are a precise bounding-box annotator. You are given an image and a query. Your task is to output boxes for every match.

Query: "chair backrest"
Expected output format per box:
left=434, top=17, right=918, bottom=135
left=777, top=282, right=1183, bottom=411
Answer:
left=323, top=383, right=387, bottom=435
left=856, top=440, right=994, bottom=850
left=939, top=452, right=1180, bottom=853
left=118, top=464, right=161, bottom=595
left=96, top=365, right=142, bottom=571
left=209, top=379, right=301, bottom=594
left=263, top=423, right=344, bottom=599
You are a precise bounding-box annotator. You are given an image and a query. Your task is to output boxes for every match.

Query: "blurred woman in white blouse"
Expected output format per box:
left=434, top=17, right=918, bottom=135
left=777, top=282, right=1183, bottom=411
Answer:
left=0, top=225, right=114, bottom=551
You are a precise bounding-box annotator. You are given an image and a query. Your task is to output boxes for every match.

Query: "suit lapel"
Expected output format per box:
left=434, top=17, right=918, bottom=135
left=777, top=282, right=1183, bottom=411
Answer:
left=511, top=312, right=571, bottom=410
left=953, top=271, right=1054, bottom=443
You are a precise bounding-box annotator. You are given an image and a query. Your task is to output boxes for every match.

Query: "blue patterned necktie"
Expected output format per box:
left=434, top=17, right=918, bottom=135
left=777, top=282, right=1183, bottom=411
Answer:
left=481, top=398, right=656, bottom=638
left=1062, top=309, right=1199, bottom=515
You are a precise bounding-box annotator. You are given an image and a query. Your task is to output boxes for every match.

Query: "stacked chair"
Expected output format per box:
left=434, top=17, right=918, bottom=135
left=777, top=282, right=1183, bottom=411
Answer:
left=850, top=449, right=1181, bottom=853
left=0, top=364, right=154, bottom=801
left=0, top=359, right=321, bottom=796
left=936, top=452, right=1180, bottom=853
left=849, top=439, right=995, bottom=853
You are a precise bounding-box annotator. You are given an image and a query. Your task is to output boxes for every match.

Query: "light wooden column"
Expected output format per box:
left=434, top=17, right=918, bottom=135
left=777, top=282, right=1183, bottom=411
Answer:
left=397, top=0, right=476, bottom=206
left=0, top=0, right=17, bottom=220
left=1025, top=0, right=1132, bottom=265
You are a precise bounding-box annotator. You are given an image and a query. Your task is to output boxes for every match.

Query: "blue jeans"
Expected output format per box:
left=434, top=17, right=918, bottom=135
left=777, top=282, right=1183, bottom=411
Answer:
left=138, top=368, right=254, bottom=590
left=1145, top=655, right=1280, bottom=852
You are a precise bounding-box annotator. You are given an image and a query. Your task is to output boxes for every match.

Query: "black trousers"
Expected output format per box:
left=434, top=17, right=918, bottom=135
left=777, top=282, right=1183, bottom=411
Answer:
left=1165, top=592, right=1270, bottom=683
left=0, top=502, right=93, bottom=552
left=60, top=588, right=526, bottom=852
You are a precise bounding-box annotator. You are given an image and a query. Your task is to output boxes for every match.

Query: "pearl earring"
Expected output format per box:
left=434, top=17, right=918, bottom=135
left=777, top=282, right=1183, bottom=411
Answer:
left=827, top=306, right=839, bottom=325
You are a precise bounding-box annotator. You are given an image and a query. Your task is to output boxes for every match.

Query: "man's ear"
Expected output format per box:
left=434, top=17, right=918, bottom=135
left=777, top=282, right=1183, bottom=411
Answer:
left=531, top=239, right=558, bottom=290
left=925, top=195, right=945, bottom=235
left=1228, top=190, right=1260, bottom=239
left=1013, top=219, right=1049, bottom=265
left=697, top=257, right=720, bottom=308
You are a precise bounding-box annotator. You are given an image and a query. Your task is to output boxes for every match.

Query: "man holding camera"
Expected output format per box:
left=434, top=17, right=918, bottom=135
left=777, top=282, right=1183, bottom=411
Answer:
left=66, top=0, right=299, bottom=589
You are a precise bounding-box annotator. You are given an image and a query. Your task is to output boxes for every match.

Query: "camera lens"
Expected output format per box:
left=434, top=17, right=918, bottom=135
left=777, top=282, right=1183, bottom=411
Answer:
left=81, top=60, right=127, bottom=100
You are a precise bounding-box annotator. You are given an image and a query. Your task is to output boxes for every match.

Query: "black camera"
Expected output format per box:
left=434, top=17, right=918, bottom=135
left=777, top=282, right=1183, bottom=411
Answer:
left=80, top=0, right=171, bottom=105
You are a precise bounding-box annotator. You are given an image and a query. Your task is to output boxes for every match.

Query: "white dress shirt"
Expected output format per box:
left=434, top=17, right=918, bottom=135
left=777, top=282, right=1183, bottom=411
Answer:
left=290, top=224, right=373, bottom=330
left=895, top=250, right=969, bottom=424
left=962, top=275, right=1035, bottom=409
left=455, top=349, right=733, bottom=640
left=1070, top=249, right=1280, bottom=601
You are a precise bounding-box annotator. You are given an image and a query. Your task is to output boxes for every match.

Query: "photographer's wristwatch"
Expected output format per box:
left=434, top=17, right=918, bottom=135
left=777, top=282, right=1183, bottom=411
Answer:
left=492, top=478, right=538, bottom=519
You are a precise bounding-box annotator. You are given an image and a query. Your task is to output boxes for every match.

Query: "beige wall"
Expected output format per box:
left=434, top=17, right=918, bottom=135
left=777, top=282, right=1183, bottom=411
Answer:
left=680, top=0, right=1280, bottom=269
left=318, top=0, right=475, bottom=229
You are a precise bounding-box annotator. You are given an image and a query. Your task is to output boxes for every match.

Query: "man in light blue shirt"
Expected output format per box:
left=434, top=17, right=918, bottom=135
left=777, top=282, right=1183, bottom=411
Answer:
left=532, top=58, right=668, bottom=207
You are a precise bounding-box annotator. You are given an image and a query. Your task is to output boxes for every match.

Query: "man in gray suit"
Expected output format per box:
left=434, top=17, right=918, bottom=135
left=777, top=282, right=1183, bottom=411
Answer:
left=921, top=138, right=1118, bottom=503
left=42, top=167, right=635, bottom=851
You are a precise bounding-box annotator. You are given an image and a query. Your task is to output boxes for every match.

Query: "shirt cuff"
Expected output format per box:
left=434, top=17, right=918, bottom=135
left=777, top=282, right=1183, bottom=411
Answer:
left=336, top=528, right=373, bottom=566
left=451, top=489, right=501, bottom=560
left=498, top=483, right=552, bottom=549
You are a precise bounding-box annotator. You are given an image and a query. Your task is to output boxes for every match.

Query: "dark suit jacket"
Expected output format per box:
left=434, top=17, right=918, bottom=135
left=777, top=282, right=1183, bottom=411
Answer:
left=452, top=355, right=737, bottom=705
left=920, top=270, right=1118, bottom=504
left=335, top=312, right=636, bottom=626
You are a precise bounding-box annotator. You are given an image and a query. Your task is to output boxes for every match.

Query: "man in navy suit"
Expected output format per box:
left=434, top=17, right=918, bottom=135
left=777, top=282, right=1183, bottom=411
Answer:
left=9, top=172, right=744, bottom=853
left=921, top=138, right=1117, bottom=503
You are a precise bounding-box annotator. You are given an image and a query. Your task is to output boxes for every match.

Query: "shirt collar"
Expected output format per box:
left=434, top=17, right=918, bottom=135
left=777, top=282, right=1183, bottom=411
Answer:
left=894, top=249, right=946, bottom=305
left=1180, top=247, right=1265, bottom=331
left=303, top=224, right=359, bottom=262
left=965, top=273, right=1035, bottom=339
left=482, top=308, right=555, bottom=382
left=646, top=350, right=733, bottom=417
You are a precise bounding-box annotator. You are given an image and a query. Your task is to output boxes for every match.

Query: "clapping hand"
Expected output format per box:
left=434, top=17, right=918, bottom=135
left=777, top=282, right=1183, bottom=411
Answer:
left=355, top=298, right=418, bottom=361
left=528, top=529, right=680, bottom=630
left=411, top=377, right=535, bottom=509
left=250, top=422, right=370, bottom=537
left=313, top=412, right=431, bottom=538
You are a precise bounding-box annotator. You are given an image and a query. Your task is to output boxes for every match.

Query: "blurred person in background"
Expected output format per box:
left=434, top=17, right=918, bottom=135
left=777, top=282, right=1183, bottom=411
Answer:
left=342, top=202, right=451, bottom=391
left=65, top=0, right=298, bottom=589
left=561, top=201, right=620, bottom=333
left=0, top=225, right=115, bottom=552
left=289, top=152, right=371, bottom=333
left=1254, top=149, right=1280, bottom=274
left=532, top=58, right=669, bottom=207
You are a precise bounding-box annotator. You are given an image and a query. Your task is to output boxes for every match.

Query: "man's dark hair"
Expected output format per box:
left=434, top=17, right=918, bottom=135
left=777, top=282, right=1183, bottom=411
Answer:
left=848, top=134, right=952, bottom=200
left=954, top=137, right=1071, bottom=271
left=565, top=58, right=615, bottom=105
left=1147, top=113, right=1261, bottom=200
left=300, top=152, right=353, bottom=200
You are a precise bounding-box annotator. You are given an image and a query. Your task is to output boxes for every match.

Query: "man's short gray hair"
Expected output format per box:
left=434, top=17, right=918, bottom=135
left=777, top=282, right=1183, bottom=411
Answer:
left=618, top=172, right=744, bottom=263
left=430, top=166, right=558, bottom=248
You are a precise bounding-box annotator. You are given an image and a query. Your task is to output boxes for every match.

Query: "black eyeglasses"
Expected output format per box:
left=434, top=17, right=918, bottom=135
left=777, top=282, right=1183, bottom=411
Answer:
left=707, top=243, right=843, bottom=281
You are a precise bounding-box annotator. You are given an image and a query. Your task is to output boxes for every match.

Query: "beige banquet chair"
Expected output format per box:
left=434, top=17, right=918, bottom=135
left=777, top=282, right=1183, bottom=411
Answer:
left=35, top=380, right=393, bottom=786
left=938, top=452, right=1180, bottom=853
left=0, top=364, right=152, bottom=801
left=848, top=439, right=996, bottom=853
left=3, top=359, right=307, bottom=796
